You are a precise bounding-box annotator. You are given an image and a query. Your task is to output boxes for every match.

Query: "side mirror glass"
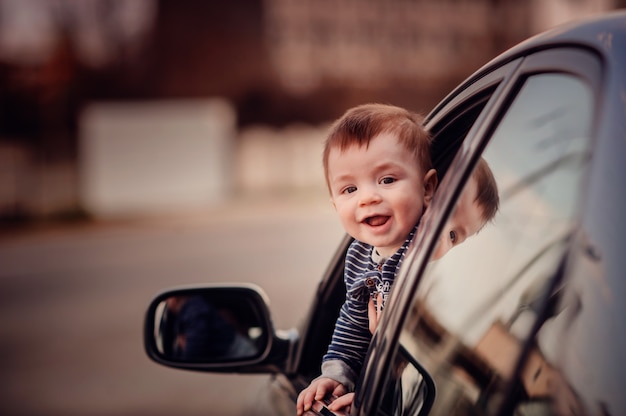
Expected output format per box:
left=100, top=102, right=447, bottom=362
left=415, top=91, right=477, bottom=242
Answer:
left=144, top=285, right=273, bottom=367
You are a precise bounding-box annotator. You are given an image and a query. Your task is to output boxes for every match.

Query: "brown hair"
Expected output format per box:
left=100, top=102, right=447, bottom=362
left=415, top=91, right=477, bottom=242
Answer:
left=473, top=157, right=499, bottom=224
left=323, top=103, right=433, bottom=192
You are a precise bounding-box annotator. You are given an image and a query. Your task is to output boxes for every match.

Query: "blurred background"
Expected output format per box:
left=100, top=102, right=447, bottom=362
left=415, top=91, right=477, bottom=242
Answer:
left=1, top=0, right=622, bottom=223
left=0, top=1, right=622, bottom=415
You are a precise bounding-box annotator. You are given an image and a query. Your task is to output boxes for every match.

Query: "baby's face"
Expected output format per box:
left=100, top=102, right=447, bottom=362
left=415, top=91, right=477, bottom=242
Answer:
left=327, top=132, right=436, bottom=258
left=431, top=176, right=486, bottom=261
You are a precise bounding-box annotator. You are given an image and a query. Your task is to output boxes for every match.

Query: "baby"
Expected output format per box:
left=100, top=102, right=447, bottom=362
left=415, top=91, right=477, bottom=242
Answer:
left=297, top=104, right=498, bottom=415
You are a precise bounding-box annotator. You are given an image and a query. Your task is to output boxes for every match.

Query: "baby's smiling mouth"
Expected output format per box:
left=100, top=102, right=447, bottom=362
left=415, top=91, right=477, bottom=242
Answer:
left=365, top=215, right=390, bottom=226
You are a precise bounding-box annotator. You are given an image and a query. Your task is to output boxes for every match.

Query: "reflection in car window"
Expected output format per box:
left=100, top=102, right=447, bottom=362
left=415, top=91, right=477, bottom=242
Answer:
left=379, top=345, right=436, bottom=416
left=397, top=73, right=593, bottom=415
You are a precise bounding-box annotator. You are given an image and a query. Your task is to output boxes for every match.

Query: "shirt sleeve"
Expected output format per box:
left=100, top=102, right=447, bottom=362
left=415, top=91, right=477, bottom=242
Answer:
left=321, top=241, right=373, bottom=385
left=320, top=359, right=358, bottom=392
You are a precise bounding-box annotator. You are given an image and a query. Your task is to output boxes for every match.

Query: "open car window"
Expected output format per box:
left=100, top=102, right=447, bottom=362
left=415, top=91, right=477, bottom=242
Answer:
left=295, top=61, right=521, bottom=392
left=392, top=54, right=598, bottom=415
left=353, top=60, right=520, bottom=416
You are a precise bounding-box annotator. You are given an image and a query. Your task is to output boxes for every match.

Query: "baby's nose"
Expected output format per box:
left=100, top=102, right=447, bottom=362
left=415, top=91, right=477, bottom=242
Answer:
left=359, top=187, right=382, bottom=205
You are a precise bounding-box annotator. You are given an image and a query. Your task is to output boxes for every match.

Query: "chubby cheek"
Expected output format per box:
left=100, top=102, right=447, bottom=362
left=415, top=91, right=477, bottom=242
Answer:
left=402, top=193, right=428, bottom=227
left=334, top=202, right=358, bottom=232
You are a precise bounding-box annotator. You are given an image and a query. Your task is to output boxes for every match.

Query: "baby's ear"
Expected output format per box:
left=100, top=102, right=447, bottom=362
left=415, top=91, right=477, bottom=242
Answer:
left=423, top=169, right=438, bottom=206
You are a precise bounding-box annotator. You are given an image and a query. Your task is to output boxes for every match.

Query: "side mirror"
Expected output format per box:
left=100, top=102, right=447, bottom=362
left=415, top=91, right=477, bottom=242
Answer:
left=144, top=284, right=280, bottom=372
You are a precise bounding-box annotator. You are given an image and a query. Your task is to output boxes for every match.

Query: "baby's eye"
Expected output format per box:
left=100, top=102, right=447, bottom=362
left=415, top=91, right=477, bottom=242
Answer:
left=342, top=186, right=357, bottom=194
left=449, top=230, right=457, bottom=244
left=380, top=177, right=396, bottom=185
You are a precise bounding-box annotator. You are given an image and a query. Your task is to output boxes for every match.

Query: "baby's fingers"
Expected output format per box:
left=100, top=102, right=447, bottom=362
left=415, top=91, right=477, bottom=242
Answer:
left=296, top=388, right=315, bottom=415
left=328, top=393, right=355, bottom=412
left=331, top=382, right=347, bottom=399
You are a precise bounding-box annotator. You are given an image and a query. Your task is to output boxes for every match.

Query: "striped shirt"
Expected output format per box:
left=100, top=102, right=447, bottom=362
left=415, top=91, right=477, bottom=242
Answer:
left=321, top=225, right=417, bottom=389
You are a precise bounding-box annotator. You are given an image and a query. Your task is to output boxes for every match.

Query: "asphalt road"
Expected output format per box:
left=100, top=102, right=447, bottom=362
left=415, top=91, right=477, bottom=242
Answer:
left=0, top=195, right=345, bottom=415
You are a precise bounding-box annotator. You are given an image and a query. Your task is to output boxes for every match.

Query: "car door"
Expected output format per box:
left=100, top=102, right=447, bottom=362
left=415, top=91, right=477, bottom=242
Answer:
left=353, top=46, right=603, bottom=415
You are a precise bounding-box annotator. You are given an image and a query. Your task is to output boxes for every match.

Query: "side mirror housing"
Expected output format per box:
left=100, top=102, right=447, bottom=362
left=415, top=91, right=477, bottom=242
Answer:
left=143, top=284, right=295, bottom=373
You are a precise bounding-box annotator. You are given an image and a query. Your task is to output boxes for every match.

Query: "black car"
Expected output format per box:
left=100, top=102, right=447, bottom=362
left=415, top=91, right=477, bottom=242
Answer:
left=144, top=11, right=626, bottom=416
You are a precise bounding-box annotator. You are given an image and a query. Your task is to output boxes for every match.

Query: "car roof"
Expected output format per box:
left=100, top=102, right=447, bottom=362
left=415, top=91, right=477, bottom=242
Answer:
left=428, top=10, right=625, bottom=132
left=485, top=10, right=626, bottom=73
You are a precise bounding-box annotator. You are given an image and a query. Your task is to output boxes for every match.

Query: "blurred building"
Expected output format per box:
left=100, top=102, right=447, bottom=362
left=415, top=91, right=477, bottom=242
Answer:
left=0, top=0, right=621, bottom=222
left=264, top=0, right=516, bottom=93
left=262, top=0, right=618, bottom=98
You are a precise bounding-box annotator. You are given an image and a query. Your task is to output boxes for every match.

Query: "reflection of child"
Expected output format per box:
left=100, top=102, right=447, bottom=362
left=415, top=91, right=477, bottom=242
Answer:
left=431, top=157, right=499, bottom=261
left=297, top=103, right=438, bottom=415
left=296, top=103, right=499, bottom=415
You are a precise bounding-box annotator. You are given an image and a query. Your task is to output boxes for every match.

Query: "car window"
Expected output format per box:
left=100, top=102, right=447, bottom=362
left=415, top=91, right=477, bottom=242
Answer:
left=352, top=77, right=507, bottom=416
left=429, top=87, right=495, bottom=183
left=391, top=72, right=594, bottom=415
left=426, top=58, right=522, bottom=182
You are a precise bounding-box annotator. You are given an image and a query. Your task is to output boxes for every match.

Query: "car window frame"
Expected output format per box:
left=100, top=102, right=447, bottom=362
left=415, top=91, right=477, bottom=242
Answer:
left=353, top=56, right=523, bottom=416
left=353, top=46, right=604, bottom=416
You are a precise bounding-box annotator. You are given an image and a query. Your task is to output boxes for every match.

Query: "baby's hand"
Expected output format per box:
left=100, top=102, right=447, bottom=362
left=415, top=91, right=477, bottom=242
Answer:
left=368, top=293, right=384, bottom=334
left=328, top=392, right=354, bottom=414
left=296, top=377, right=346, bottom=415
